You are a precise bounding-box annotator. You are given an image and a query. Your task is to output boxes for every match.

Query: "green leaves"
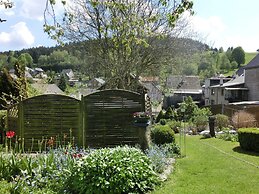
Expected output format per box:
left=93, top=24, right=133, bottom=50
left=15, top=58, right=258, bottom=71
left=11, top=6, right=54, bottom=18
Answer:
left=66, top=146, right=160, bottom=193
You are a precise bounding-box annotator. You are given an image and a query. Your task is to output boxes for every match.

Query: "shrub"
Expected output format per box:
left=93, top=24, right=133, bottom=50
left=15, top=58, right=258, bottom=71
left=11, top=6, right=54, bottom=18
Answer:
left=151, top=125, right=175, bottom=145
left=155, top=110, right=164, bottom=123
left=65, top=146, right=160, bottom=194
left=159, top=119, right=167, bottom=125
left=167, top=120, right=181, bottom=133
left=238, top=128, right=259, bottom=152
left=215, top=114, right=229, bottom=131
left=217, top=133, right=238, bottom=142
left=232, top=111, right=257, bottom=129
left=0, top=180, right=12, bottom=194
left=164, top=107, right=174, bottom=120
left=193, top=115, right=208, bottom=132
left=161, top=142, right=181, bottom=157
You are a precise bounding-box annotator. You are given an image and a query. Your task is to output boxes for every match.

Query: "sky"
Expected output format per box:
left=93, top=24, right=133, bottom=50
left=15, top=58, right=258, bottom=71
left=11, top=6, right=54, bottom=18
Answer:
left=0, top=0, right=259, bottom=52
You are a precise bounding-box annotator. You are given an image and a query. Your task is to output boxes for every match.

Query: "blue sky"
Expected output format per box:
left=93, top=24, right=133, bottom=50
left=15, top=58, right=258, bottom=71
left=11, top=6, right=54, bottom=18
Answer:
left=0, top=0, right=259, bottom=52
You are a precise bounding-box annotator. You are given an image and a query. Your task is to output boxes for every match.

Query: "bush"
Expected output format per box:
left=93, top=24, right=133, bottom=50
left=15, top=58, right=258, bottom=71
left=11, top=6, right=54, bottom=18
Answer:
left=167, top=120, right=181, bottom=133
left=217, top=133, right=238, bottom=142
left=232, top=111, right=257, bottom=129
left=65, top=146, right=160, bottom=194
left=238, top=128, right=259, bottom=152
left=151, top=125, right=175, bottom=145
left=164, top=107, right=174, bottom=120
left=159, top=119, right=167, bottom=125
left=161, top=142, right=181, bottom=157
left=155, top=110, right=164, bottom=123
left=215, top=114, right=229, bottom=131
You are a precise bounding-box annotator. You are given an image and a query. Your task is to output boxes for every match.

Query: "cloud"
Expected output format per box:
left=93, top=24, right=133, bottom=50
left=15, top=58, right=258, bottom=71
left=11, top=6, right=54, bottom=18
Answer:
left=20, top=0, right=46, bottom=21
left=19, top=0, right=68, bottom=21
left=0, top=22, right=35, bottom=50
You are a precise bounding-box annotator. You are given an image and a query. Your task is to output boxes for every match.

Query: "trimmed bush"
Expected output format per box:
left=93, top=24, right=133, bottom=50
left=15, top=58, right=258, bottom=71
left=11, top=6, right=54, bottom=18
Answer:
left=155, top=110, right=164, bottom=123
left=65, top=146, right=160, bottom=194
left=159, top=119, right=167, bottom=125
left=238, top=128, right=259, bottom=152
left=164, top=107, right=174, bottom=119
left=151, top=125, right=175, bottom=145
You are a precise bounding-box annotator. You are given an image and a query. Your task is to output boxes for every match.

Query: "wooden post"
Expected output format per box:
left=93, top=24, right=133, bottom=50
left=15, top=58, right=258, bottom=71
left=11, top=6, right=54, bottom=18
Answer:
left=18, top=101, right=24, bottom=140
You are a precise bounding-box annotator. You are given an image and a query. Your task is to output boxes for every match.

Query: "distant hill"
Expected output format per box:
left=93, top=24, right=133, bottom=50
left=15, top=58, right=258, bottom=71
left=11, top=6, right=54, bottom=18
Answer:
left=245, top=52, right=257, bottom=65
left=0, top=38, right=209, bottom=65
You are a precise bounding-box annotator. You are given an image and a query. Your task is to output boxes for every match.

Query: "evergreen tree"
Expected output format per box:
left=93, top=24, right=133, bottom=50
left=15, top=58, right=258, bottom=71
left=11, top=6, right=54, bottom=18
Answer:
left=58, top=74, right=67, bottom=92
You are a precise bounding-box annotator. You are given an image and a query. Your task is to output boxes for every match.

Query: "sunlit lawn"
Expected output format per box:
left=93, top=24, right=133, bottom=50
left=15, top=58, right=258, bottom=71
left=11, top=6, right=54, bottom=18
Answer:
left=152, top=135, right=259, bottom=194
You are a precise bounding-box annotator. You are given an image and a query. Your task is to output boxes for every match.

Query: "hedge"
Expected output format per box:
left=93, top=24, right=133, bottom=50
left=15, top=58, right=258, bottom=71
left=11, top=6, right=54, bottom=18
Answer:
left=238, top=128, right=259, bottom=152
left=151, top=125, right=175, bottom=145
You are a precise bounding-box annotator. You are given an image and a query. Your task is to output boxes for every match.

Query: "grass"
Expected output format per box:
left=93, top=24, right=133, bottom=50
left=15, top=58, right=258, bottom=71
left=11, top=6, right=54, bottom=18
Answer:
left=152, top=135, right=259, bottom=194
left=245, top=52, right=257, bottom=64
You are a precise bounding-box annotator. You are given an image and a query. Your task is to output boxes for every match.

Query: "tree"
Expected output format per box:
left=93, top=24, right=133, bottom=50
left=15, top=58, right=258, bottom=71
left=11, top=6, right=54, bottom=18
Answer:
left=231, top=46, right=245, bottom=67
left=0, top=68, right=19, bottom=109
left=231, top=61, right=238, bottom=69
left=58, top=74, right=67, bottom=91
left=44, top=0, right=193, bottom=90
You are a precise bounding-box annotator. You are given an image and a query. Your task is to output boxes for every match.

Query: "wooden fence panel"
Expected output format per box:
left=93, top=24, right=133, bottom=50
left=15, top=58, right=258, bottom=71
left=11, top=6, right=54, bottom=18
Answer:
left=83, top=90, right=147, bottom=149
left=21, top=95, right=81, bottom=150
left=6, top=90, right=147, bottom=151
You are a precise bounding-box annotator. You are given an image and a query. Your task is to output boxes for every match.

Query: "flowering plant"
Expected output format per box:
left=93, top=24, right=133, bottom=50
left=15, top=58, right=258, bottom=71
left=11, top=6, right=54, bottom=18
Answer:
left=6, top=131, right=15, bottom=138
left=133, top=112, right=151, bottom=119
left=6, top=130, right=15, bottom=152
left=133, top=112, right=151, bottom=125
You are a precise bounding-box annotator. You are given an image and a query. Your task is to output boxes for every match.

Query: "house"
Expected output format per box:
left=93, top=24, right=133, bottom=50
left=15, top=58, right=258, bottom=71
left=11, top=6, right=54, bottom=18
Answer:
left=208, top=74, right=248, bottom=105
left=31, top=83, right=65, bottom=95
left=88, top=78, right=106, bottom=89
left=205, top=54, right=259, bottom=106
left=164, top=75, right=203, bottom=108
left=204, top=75, right=232, bottom=105
left=243, top=54, right=259, bottom=101
left=61, top=69, right=74, bottom=80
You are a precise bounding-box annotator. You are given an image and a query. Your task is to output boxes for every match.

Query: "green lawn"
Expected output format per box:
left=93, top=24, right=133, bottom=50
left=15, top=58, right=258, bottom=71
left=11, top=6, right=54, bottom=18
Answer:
left=152, top=136, right=259, bottom=194
left=245, top=52, right=257, bottom=64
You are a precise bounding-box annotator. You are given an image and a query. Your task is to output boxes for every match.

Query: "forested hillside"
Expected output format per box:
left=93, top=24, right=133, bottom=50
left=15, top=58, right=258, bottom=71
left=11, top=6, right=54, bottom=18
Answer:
left=0, top=38, right=251, bottom=83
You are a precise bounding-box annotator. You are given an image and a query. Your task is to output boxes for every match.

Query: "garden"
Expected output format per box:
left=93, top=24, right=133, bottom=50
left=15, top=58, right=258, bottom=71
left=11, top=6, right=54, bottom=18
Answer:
left=0, top=96, right=259, bottom=193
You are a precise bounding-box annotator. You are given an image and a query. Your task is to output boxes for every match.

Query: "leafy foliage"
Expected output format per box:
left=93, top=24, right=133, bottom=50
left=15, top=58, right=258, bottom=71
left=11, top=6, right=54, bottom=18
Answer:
left=44, top=0, right=193, bottom=89
left=65, top=146, right=160, bottom=194
left=215, top=114, right=229, bottom=131
left=177, top=96, right=198, bottom=121
left=151, top=125, right=175, bottom=145
left=238, top=128, right=259, bottom=152
left=192, top=107, right=211, bottom=131
left=231, top=46, right=245, bottom=67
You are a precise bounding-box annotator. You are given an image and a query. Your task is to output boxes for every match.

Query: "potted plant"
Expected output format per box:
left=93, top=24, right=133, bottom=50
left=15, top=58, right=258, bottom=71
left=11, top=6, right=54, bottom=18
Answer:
left=133, top=112, right=151, bottom=126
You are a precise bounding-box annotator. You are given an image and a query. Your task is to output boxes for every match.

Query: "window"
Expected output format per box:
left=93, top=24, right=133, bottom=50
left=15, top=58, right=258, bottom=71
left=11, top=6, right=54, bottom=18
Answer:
left=210, top=100, right=215, bottom=105
left=221, top=88, right=224, bottom=96
left=211, top=89, right=215, bottom=95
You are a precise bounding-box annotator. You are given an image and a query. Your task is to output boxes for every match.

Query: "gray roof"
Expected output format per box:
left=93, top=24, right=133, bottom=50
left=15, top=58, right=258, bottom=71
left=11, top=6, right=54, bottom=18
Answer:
left=223, top=74, right=245, bottom=87
left=94, top=78, right=105, bottom=84
left=211, top=75, right=245, bottom=88
left=166, top=75, right=201, bottom=90
left=31, top=84, right=65, bottom=95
